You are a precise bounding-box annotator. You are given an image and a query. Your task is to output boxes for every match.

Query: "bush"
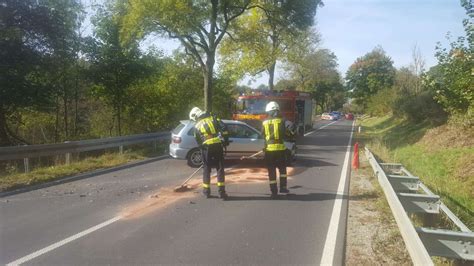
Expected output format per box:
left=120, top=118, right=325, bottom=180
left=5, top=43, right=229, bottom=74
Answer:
left=366, top=88, right=396, bottom=116
left=394, top=90, right=447, bottom=124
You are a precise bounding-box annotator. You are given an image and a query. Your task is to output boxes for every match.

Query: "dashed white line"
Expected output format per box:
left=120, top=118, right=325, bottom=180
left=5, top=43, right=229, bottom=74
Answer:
left=7, top=216, right=122, bottom=266
left=304, top=120, right=338, bottom=136
left=319, top=120, right=355, bottom=265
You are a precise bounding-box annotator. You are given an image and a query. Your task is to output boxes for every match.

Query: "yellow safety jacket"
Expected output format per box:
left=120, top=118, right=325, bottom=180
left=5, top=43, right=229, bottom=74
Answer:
left=262, top=118, right=286, bottom=151
left=195, top=116, right=227, bottom=146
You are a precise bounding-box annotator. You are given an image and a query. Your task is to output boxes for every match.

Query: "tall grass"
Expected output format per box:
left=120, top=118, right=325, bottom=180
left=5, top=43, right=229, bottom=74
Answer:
left=358, top=115, right=473, bottom=229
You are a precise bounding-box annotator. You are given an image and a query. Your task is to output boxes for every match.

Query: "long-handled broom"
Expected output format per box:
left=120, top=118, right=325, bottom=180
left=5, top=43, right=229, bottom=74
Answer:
left=240, top=150, right=264, bottom=160
left=173, top=164, right=203, bottom=192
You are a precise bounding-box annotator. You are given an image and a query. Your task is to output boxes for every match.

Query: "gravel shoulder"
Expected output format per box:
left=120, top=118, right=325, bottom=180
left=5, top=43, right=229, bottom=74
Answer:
left=345, top=150, right=411, bottom=265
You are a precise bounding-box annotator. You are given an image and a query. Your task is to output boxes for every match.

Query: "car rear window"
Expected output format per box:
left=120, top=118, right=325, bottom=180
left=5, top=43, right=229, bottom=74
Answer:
left=172, top=123, right=185, bottom=135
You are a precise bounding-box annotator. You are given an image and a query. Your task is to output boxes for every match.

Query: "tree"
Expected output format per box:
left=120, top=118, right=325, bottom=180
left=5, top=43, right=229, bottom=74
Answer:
left=345, top=46, right=396, bottom=109
left=121, top=0, right=253, bottom=111
left=86, top=5, right=149, bottom=136
left=286, top=47, right=345, bottom=112
left=0, top=0, right=83, bottom=146
left=423, top=0, right=473, bottom=122
left=220, top=0, right=322, bottom=90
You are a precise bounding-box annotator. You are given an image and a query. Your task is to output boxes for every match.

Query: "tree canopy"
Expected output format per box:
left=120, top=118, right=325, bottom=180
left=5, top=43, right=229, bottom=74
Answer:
left=345, top=46, right=396, bottom=109
left=121, top=0, right=253, bottom=111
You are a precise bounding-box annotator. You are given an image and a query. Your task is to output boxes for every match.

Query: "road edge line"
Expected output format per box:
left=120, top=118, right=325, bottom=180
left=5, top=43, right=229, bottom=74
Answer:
left=6, top=216, right=122, bottom=266
left=319, top=120, right=355, bottom=265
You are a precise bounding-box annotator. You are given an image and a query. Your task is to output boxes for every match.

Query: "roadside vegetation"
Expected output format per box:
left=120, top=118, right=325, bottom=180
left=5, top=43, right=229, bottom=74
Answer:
left=345, top=0, right=472, bottom=229
left=0, top=152, right=144, bottom=192
left=358, top=115, right=473, bottom=229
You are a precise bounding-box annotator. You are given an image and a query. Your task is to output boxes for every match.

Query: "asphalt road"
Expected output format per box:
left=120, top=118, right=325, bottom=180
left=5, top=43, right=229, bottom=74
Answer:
left=0, top=119, right=354, bottom=265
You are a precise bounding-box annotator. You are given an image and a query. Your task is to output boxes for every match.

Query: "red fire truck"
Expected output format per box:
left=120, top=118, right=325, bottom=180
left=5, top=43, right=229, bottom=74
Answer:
left=233, top=90, right=314, bottom=134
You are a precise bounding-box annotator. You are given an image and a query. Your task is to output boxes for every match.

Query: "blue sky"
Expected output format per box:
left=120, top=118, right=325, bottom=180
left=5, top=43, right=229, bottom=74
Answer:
left=317, top=0, right=467, bottom=75
left=85, top=0, right=467, bottom=87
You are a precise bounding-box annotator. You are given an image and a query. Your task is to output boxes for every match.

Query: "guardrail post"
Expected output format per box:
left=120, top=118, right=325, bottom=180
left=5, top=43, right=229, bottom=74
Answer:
left=421, top=213, right=438, bottom=228
left=119, top=145, right=123, bottom=154
left=153, top=140, right=157, bottom=152
left=64, top=141, right=71, bottom=165
left=23, top=157, right=30, bottom=173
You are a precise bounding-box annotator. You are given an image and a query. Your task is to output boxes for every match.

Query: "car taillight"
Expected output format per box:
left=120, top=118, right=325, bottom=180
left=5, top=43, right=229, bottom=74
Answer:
left=172, top=136, right=181, bottom=144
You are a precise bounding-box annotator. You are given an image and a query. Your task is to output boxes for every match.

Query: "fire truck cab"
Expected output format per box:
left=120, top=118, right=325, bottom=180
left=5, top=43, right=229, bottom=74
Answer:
left=233, top=90, right=313, bottom=135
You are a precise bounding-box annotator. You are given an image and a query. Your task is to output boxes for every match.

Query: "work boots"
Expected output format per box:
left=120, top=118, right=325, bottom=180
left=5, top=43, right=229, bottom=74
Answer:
left=279, top=187, right=290, bottom=193
left=270, top=183, right=278, bottom=199
left=218, top=186, right=228, bottom=200
left=202, top=188, right=211, bottom=199
left=218, top=191, right=228, bottom=200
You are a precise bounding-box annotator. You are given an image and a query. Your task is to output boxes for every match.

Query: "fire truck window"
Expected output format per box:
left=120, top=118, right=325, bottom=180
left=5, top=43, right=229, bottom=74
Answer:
left=243, top=99, right=268, bottom=114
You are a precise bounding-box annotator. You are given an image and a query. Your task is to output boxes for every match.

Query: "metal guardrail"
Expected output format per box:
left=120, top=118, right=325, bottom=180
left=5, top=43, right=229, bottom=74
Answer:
left=365, top=147, right=473, bottom=264
left=0, top=132, right=170, bottom=172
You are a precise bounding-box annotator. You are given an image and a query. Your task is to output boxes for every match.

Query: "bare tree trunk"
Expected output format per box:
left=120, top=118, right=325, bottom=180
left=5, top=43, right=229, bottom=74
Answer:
left=0, top=107, right=10, bottom=146
left=203, top=57, right=215, bottom=112
left=63, top=87, right=69, bottom=139
left=268, top=62, right=276, bottom=90
left=74, top=74, right=78, bottom=137
left=55, top=95, right=60, bottom=143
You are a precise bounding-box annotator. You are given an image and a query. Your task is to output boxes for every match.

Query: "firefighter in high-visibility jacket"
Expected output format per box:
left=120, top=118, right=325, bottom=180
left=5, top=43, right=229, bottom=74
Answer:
left=261, top=101, right=295, bottom=199
left=189, top=107, right=229, bottom=199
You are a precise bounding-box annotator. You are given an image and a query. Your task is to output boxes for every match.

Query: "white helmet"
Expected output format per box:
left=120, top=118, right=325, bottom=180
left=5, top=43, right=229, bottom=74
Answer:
left=189, top=107, right=204, bottom=121
left=265, top=101, right=280, bottom=112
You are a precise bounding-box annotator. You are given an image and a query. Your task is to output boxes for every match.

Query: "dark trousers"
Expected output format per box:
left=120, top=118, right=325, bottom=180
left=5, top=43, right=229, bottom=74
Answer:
left=265, top=150, right=287, bottom=193
left=201, top=143, right=226, bottom=192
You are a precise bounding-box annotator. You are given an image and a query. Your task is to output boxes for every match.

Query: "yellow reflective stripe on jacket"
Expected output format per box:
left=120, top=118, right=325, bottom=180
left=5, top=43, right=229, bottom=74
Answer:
left=263, top=118, right=282, bottom=141
left=197, top=117, right=222, bottom=145
left=217, top=182, right=225, bottom=187
left=273, top=120, right=279, bottom=140
left=264, top=122, right=270, bottom=141
left=203, top=137, right=221, bottom=145
left=266, top=143, right=286, bottom=151
left=203, top=183, right=210, bottom=188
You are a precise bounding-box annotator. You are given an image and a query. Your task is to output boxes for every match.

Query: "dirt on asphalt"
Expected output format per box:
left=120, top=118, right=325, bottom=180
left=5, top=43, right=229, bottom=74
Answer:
left=120, top=165, right=297, bottom=219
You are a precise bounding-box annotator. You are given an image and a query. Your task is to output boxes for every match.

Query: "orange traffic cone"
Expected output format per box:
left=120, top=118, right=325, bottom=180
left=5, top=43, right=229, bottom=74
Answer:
left=352, top=142, right=359, bottom=170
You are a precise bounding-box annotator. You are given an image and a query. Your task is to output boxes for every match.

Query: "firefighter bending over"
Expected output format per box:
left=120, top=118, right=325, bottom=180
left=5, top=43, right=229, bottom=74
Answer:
left=189, top=107, right=229, bottom=200
left=261, top=101, right=295, bottom=199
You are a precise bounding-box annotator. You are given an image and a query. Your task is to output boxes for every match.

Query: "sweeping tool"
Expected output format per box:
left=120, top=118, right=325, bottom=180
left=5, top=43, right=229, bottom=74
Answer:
left=174, top=164, right=203, bottom=192
left=240, top=150, right=264, bottom=160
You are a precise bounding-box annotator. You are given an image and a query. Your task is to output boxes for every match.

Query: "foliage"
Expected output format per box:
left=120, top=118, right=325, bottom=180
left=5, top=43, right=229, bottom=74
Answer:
left=365, top=88, right=396, bottom=116
left=285, top=47, right=346, bottom=112
left=121, top=0, right=253, bottom=111
left=0, top=0, right=84, bottom=145
left=346, top=46, right=396, bottom=109
left=220, top=1, right=322, bottom=90
left=422, top=1, right=473, bottom=125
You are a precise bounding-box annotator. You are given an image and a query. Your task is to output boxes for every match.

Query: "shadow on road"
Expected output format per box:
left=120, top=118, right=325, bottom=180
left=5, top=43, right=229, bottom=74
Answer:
left=226, top=192, right=347, bottom=202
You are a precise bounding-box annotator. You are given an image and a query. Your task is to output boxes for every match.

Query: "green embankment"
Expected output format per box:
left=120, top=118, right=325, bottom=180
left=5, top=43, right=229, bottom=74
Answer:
left=0, top=152, right=146, bottom=192
left=358, top=115, right=473, bottom=229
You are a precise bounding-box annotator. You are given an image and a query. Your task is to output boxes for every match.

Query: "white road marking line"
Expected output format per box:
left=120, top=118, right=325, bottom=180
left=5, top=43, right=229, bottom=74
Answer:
left=7, top=216, right=122, bottom=266
left=304, top=120, right=338, bottom=136
left=319, top=120, right=355, bottom=265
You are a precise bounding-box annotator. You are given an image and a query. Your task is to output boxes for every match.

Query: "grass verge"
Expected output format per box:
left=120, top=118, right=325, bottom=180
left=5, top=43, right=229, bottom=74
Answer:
left=358, top=115, right=473, bottom=229
left=0, top=150, right=158, bottom=192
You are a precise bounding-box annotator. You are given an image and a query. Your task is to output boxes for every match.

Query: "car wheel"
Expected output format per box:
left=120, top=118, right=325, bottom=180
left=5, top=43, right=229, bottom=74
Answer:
left=187, top=148, right=202, bottom=168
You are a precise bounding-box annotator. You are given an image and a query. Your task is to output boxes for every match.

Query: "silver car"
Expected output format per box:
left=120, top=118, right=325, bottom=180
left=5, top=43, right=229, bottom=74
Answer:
left=169, top=120, right=296, bottom=167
